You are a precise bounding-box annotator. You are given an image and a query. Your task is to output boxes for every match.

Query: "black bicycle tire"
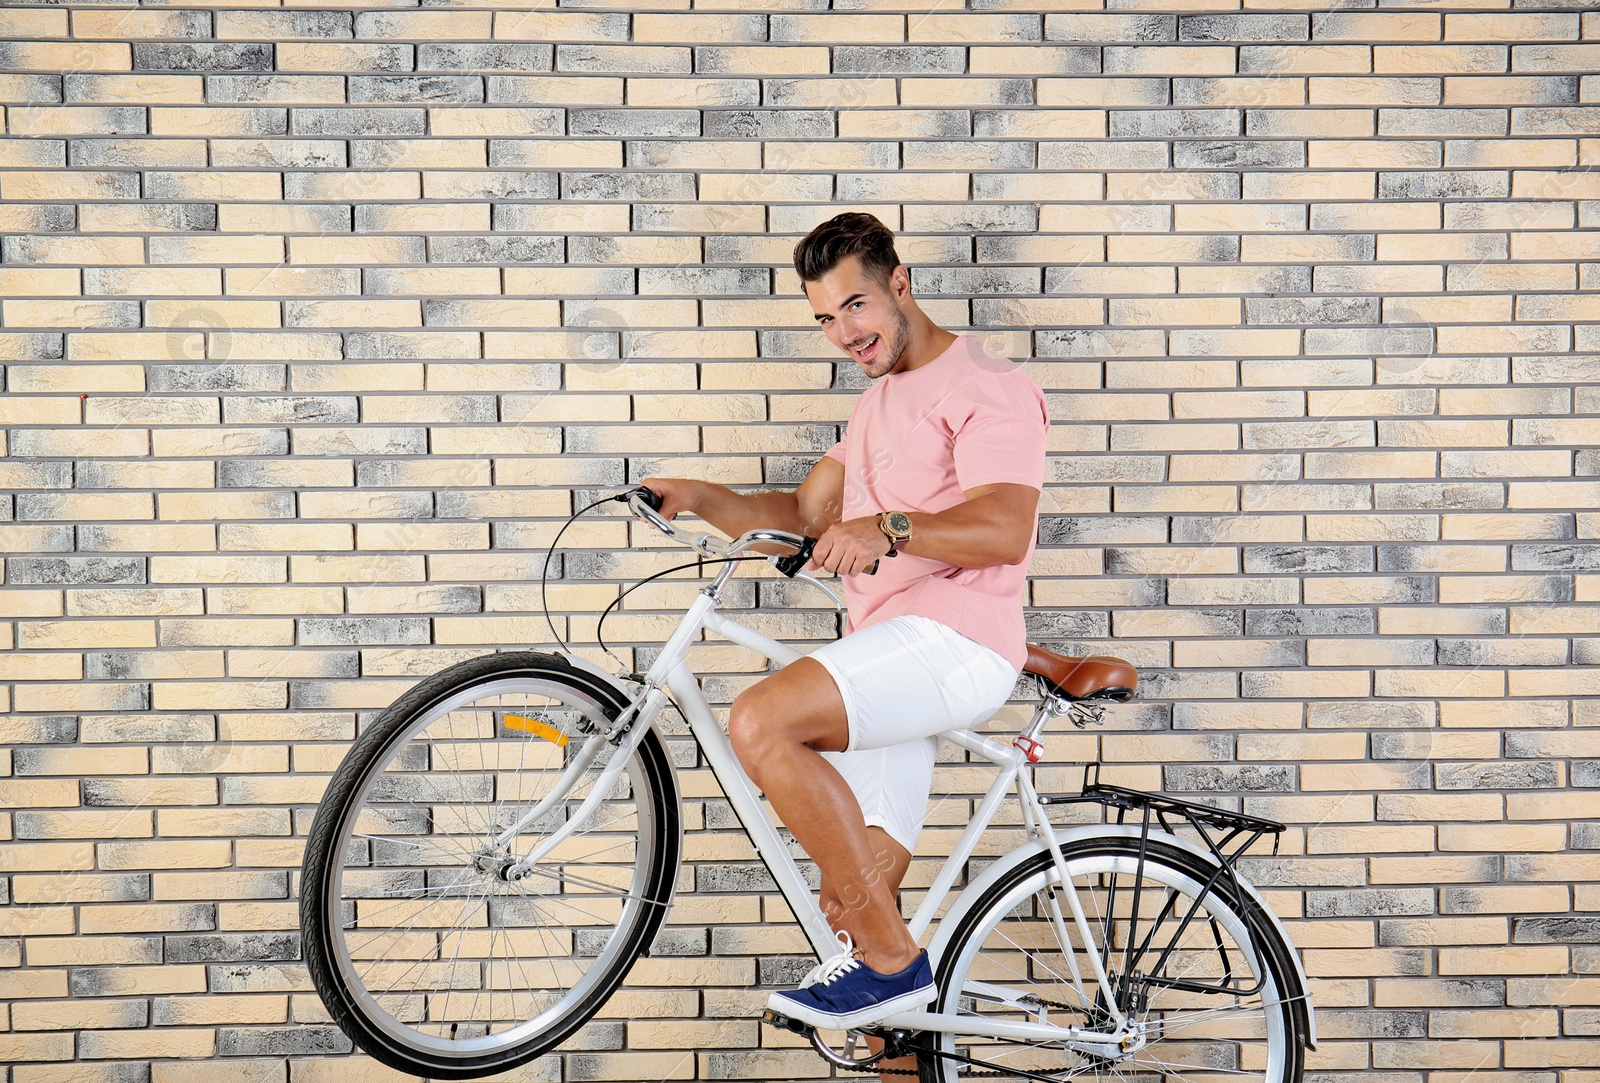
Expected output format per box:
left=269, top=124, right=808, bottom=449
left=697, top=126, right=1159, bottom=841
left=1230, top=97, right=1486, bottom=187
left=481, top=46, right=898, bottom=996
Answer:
left=917, top=836, right=1307, bottom=1083
left=299, top=650, right=681, bottom=1080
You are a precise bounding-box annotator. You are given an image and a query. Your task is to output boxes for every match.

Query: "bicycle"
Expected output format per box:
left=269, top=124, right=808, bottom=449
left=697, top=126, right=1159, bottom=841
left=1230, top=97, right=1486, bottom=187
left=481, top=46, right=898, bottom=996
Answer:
left=299, top=487, right=1317, bottom=1081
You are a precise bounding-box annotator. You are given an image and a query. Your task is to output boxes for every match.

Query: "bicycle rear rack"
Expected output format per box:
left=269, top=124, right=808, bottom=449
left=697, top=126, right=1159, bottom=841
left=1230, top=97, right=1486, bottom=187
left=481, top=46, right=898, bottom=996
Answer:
left=1038, top=763, right=1288, bottom=1001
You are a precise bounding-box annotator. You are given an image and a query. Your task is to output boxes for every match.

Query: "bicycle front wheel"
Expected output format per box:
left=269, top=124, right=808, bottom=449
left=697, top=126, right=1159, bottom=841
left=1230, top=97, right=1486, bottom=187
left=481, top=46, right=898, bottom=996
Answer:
left=300, top=651, right=680, bottom=1080
left=923, top=837, right=1306, bottom=1083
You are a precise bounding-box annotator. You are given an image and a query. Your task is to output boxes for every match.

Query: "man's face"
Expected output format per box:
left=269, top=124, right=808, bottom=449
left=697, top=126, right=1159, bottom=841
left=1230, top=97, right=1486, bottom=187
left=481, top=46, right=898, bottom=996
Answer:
left=804, top=256, right=913, bottom=379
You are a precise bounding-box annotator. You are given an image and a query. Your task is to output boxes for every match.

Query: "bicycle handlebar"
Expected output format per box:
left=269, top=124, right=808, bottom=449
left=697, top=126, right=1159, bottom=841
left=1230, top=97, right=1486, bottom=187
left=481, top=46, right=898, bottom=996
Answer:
left=623, top=487, right=878, bottom=577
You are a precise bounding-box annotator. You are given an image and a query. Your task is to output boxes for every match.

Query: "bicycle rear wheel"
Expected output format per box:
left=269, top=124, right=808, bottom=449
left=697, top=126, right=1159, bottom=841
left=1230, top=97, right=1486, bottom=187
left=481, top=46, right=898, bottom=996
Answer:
left=300, top=652, right=680, bottom=1080
left=922, top=837, right=1305, bottom=1083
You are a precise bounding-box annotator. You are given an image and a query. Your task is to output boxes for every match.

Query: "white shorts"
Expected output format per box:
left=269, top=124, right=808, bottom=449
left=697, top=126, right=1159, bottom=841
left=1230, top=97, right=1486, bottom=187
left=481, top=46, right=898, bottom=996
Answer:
left=810, top=615, right=1019, bottom=854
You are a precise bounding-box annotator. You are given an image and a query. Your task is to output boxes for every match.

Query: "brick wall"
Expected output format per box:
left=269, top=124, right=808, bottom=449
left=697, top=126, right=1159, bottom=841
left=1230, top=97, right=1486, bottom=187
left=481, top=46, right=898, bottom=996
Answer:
left=3, top=1, right=1599, bottom=1078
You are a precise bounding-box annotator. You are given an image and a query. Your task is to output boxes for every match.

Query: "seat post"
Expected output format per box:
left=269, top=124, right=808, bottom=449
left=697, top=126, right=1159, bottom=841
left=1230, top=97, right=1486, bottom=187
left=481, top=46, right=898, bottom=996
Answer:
left=1019, top=700, right=1051, bottom=743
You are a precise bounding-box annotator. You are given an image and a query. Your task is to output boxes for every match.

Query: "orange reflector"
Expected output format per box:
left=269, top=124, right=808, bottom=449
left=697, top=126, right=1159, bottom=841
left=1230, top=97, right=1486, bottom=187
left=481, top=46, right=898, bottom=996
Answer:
left=503, top=714, right=568, bottom=746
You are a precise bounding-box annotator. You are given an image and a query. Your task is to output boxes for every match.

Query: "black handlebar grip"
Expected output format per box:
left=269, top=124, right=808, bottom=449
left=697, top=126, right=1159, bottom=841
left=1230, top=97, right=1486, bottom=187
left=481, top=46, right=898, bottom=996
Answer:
left=774, top=537, right=881, bottom=578
left=635, top=485, right=664, bottom=512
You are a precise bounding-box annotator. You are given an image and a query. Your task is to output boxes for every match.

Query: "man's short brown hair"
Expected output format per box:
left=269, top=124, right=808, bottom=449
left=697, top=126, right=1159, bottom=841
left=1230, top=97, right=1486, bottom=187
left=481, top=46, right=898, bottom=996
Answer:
left=793, top=212, right=902, bottom=286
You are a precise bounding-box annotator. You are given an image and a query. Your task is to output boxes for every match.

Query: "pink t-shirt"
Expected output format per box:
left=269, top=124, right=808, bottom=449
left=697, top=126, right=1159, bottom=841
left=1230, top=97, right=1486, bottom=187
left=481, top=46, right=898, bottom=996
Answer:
left=822, top=334, right=1049, bottom=672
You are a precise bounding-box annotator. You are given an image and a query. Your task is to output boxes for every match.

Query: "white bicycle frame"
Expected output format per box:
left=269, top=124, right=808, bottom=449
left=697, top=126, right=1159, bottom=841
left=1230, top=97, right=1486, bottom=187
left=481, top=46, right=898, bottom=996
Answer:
left=501, top=496, right=1308, bottom=1048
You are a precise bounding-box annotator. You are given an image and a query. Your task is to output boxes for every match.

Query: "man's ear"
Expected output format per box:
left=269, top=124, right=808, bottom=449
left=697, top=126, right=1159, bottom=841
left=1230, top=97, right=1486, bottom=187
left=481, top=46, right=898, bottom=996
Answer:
left=890, top=264, right=911, bottom=300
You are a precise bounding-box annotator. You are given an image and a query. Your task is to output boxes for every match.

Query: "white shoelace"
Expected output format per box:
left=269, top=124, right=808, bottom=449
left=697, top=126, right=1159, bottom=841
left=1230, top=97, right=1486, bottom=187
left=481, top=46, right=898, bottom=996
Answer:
left=798, top=930, right=862, bottom=989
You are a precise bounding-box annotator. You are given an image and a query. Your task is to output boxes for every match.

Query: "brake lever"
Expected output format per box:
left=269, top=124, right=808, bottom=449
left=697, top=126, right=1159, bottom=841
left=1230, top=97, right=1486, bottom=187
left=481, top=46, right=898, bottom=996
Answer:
left=788, top=567, right=843, bottom=610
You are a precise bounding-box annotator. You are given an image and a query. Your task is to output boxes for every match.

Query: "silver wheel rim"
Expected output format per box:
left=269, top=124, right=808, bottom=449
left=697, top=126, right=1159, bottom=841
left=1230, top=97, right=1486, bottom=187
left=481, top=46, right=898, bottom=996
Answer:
left=324, top=675, right=659, bottom=1058
left=937, top=850, right=1289, bottom=1082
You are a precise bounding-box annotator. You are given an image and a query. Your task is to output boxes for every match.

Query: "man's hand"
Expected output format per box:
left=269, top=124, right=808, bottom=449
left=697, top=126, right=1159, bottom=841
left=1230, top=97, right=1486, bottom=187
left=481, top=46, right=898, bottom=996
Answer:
left=811, top=516, right=892, bottom=577
left=636, top=477, right=700, bottom=521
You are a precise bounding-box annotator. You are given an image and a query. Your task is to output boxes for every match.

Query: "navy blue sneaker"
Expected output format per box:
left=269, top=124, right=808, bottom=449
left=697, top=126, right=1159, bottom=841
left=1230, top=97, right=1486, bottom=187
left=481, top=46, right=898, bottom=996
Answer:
left=768, top=933, right=936, bottom=1030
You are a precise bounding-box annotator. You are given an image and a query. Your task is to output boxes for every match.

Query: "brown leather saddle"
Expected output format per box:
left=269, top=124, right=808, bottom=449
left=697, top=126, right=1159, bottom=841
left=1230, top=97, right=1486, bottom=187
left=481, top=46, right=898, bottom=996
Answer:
left=1024, top=644, right=1138, bottom=703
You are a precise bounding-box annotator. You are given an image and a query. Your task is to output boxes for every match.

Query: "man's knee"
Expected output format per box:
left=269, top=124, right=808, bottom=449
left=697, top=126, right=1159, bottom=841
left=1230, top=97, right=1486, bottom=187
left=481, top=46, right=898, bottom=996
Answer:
left=728, top=686, right=771, bottom=774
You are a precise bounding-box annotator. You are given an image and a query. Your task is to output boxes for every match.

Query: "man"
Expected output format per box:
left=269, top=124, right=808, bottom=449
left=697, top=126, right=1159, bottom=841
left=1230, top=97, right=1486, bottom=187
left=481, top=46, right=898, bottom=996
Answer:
left=641, top=212, right=1049, bottom=1032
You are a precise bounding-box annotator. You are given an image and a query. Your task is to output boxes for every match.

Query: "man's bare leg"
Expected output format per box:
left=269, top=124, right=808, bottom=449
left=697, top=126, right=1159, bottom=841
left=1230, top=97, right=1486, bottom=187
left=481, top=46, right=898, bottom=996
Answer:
left=729, top=658, right=921, bottom=975
left=822, top=827, right=920, bottom=1083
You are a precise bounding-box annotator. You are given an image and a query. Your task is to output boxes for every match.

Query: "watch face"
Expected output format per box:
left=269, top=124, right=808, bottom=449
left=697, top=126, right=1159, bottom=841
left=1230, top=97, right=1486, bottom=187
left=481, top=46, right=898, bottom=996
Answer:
left=888, top=512, right=912, bottom=536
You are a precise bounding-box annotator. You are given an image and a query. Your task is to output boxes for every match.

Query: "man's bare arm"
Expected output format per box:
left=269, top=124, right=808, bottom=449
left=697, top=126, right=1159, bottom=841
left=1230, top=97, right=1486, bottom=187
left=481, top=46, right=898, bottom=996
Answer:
left=638, top=456, right=845, bottom=547
left=809, top=483, right=1039, bottom=577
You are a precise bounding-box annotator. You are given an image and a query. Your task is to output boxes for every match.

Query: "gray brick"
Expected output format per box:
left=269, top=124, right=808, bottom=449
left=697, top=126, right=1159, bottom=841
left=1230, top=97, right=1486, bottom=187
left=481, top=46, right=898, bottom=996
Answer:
left=1024, top=611, right=1112, bottom=639
left=1243, top=545, right=1375, bottom=574
left=833, top=46, right=965, bottom=74
left=1179, top=14, right=1308, bottom=41
left=558, top=45, right=690, bottom=74
left=1306, top=889, right=1435, bottom=918
left=216, top=1026, right=351, bottom=1057
left=569, top=109, right=698, bottom=138
left=1312, top=1010, right=1428, bottom=1040
left=704, top=110, right=832, bottom=139
left=1575, top=761, right=1600, bottom=787
left=165, top=932, right=299, bottom=965
left=1513, top=916, right=1600, bottom=943
left=419, top=43, right=553, bottom=72
left=1436, top=761, right=1561, bottom=790
left=1379, top=170, right=1510, bottom=200
left=697, top=863, right=777, bottom=893
left=1375, top=483, right=1504, bottom=511
left=1245, top=607, right=1374, bottom=637
left=1164, top=764, right=1295, bottom=792
left=1512, top=544, right=1600, bottom=572
left=125, top=364, right=285, bottom=396
left=560, top=172, right=696, bottom=201
left=291, top=108, right=426, bottom=137
left=1247, top=295, right=1375, bottom=326
left=299, top=618, right=430, bottom=646
left=1111, top=108, right=1241, bottom=139
left=134, top=43, right=273, bottom=72
left=7, top=556, right=144, bottom=585
left=349, top=76, right=484, bottom=105
left=1240, top=857, right=1375, bottom=889
left=429, top=235, right=563, bottom=264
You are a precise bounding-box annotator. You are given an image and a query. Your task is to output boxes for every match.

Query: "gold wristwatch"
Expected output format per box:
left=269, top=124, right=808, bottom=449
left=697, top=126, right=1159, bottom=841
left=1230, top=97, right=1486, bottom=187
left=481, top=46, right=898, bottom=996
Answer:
left=878, top=510, right=913, bottom=555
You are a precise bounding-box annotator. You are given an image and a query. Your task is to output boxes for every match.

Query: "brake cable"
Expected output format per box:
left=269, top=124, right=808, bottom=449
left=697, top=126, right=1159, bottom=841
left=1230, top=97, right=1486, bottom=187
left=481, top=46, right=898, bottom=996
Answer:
left=539, top=491, right=625, bottom=656
left=594, top=554, right=766, bottom=663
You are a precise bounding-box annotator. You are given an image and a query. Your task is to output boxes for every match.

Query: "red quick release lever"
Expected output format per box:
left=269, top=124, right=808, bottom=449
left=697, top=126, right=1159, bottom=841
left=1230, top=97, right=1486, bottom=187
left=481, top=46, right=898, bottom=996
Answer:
left=1013, top=736, right=1045, bottom=763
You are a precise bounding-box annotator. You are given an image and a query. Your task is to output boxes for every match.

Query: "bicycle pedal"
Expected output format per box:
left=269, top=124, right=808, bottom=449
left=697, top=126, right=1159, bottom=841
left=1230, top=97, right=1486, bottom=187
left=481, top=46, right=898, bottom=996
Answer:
left=761, top=1009, right=813, bottom=1037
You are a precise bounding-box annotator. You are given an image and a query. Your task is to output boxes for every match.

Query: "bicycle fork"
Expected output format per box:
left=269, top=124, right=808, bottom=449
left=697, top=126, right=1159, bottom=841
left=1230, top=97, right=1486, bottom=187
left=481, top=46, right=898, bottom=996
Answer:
left=495, top=683, right=669, bottom=881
